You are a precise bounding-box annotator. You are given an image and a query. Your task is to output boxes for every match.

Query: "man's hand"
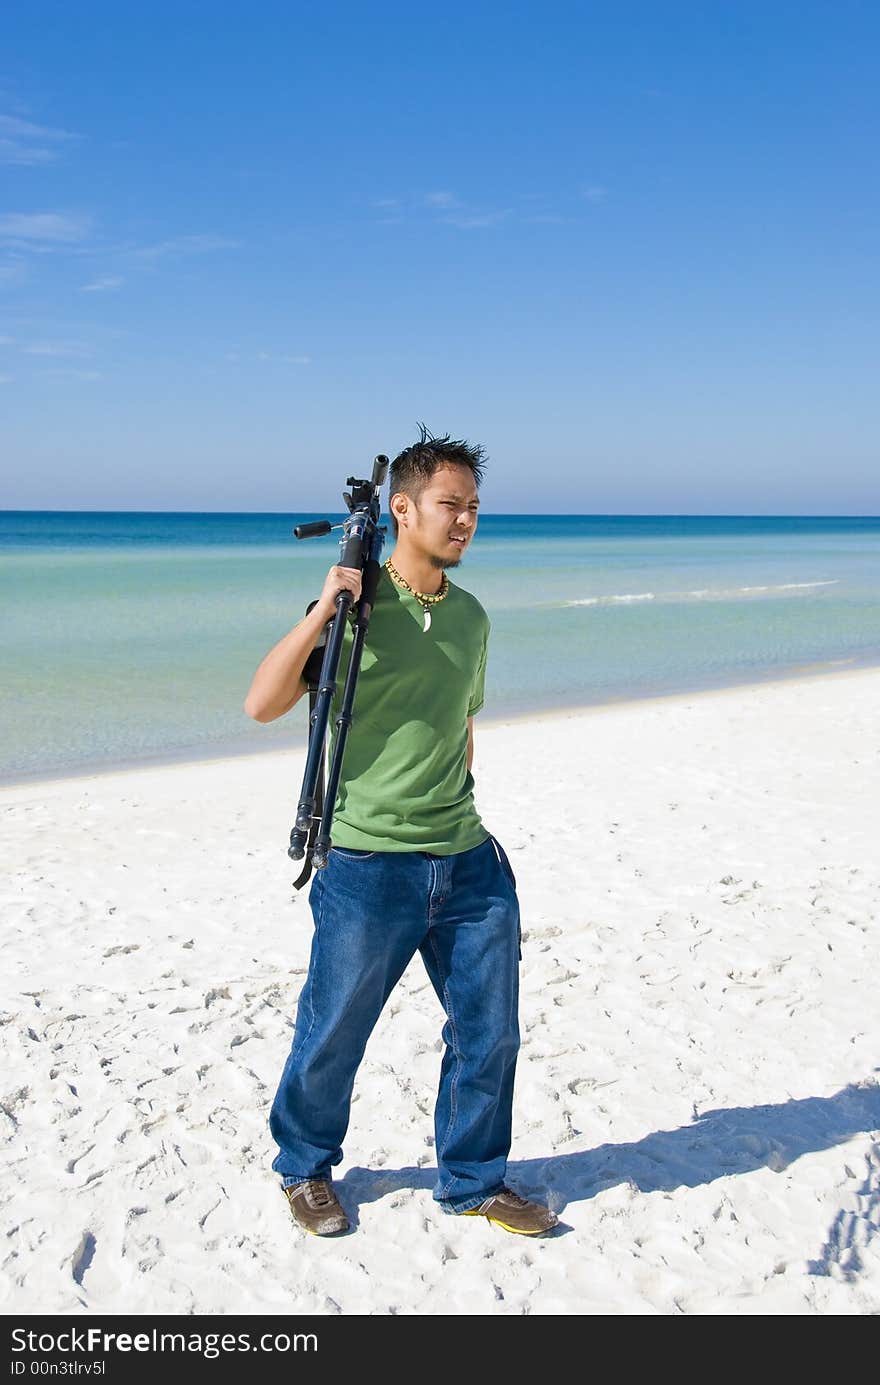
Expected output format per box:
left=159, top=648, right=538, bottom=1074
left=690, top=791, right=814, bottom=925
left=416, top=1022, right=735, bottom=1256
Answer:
left=314, top=565, right=363, bottom=623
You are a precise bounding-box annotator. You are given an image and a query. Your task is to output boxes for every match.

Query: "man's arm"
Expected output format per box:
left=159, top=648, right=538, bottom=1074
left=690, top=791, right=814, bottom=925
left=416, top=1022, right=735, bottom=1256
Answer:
left=467, top=716, right=474, bottom=772
left=243, top=565, right=362, bottom=724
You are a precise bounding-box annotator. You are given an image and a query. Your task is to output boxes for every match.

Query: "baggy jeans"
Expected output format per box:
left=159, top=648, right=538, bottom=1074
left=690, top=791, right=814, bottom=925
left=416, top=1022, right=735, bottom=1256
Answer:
left=269, top=834, right=521, bottom=1213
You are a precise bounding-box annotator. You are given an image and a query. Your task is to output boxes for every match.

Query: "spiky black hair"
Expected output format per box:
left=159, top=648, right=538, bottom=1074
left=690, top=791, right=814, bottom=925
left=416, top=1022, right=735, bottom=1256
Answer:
left=388, top=424, right=486, bottom=535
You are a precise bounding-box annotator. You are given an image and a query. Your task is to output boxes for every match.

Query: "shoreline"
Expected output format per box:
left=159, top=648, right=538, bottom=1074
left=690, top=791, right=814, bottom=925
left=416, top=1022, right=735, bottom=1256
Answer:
left=2, top=651, right=879, bottom=794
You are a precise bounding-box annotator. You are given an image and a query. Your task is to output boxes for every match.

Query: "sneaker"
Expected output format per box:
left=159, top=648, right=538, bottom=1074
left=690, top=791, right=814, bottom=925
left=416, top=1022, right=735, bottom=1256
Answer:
left=283, top=1179, right=350, bottom=1236
left=460, top=1186, right=558, bottom=1235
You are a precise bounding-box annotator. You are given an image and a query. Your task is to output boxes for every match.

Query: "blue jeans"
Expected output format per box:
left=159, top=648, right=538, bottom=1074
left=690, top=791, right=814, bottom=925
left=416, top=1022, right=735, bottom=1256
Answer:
left=269, top=834, right=521, bottom=1213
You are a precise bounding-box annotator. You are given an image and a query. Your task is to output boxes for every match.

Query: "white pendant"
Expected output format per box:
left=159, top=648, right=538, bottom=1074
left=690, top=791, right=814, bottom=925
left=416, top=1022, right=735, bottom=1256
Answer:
left=422, top=605, right=432, bottom=632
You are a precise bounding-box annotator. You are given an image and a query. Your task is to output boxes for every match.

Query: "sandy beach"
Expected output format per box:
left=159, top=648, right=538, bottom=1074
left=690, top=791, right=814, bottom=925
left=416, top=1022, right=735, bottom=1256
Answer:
left=1, top=666, right=878, bottom=1316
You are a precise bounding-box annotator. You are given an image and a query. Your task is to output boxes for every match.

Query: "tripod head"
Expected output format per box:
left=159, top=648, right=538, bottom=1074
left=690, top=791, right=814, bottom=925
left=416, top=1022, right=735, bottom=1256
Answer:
left=293, top=455, right=389, bottom=545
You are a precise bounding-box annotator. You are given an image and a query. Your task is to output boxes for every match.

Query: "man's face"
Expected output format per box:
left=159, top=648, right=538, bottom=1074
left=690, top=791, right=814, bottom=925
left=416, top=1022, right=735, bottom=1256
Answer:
left=396, top=463, right=480, bottom=569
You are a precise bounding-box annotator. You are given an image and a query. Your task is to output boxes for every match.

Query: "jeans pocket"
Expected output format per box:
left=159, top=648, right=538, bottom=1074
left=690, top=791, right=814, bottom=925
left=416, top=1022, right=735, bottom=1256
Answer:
left=488, top=835, right=521, bottom=960
left=488, top=834, right=517, bottom=889
left=330, top=846, right=377, bottom=861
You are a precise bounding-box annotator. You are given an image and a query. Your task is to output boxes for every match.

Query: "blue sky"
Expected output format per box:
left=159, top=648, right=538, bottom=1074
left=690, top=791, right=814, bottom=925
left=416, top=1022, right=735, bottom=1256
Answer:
left=1, top=1, right=878, bottom=514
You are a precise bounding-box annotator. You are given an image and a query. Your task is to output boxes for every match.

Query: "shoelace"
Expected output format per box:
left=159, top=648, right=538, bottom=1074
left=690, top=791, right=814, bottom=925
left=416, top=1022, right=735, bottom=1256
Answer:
left=497, top=1187, right=530, bottom=1206
left=305, top=1180, right=335, bottom=1206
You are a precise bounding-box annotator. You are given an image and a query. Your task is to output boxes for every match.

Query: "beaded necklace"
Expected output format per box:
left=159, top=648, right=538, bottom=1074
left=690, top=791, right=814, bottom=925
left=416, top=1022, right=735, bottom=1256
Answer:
left=384, top=558, right=449, bottom=632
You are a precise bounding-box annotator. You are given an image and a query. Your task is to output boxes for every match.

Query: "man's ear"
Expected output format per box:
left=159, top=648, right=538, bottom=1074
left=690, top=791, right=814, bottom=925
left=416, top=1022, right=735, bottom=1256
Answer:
left=390, top=491, right=408, bottom=528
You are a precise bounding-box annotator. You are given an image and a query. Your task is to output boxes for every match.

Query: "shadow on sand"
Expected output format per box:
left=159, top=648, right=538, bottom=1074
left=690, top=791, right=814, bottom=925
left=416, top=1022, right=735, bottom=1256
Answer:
left=336, top=1077, right=880, bottom=1254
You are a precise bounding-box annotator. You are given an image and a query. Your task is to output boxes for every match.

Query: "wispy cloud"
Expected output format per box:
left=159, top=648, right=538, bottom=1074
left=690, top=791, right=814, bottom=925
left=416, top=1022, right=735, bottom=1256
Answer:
left=24, top=339, right=91, bottom=358
left=42, top=367, right=102, bottom=380
left=0, top=212, right=91, bottom=245
left=80, top=274, right=124, bottom=293
left=0, top=113, right=78, bottom=166
left=379, top=187, right=593, bottom=231
left=426, top=191, right=511, bottom=230
left=442, top=208, right=512, bottom=230
left=424, top=191, right=461, bottom=210
left=0, top=373, right=12, bottom=384
left=130, top=234, right=240, bottom=262
left=0, top=261, right=28, bottom=287
left=371, top=197, right=403, bottom=223
left=256, top=350, right=310, bottom=365
left=0, top=140, right=54, bottom=167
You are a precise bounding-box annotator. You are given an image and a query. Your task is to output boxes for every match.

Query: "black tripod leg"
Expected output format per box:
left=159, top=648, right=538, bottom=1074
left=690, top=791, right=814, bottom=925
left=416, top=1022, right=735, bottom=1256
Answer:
left=288, top=590, right=353, bottom=862
left=310, top=553, right=383, bottom=868
left=291, top=688, right=326, bottom=892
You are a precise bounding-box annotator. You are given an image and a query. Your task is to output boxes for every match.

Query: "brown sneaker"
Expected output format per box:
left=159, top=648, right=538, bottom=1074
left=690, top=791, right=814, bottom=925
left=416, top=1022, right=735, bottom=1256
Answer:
left=460, top=1186, right=558, bottom=1235
left=283, top=1179, right=350, bottom=1236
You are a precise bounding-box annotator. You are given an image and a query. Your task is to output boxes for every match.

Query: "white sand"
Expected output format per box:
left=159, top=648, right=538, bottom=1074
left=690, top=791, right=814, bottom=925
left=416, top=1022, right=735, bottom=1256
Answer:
left=1, top=667, right=879, bottom=1316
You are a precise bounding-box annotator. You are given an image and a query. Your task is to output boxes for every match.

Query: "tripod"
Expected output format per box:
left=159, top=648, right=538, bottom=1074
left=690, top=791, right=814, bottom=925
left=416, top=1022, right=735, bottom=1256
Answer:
left=288, top=455, right=388, bottom=888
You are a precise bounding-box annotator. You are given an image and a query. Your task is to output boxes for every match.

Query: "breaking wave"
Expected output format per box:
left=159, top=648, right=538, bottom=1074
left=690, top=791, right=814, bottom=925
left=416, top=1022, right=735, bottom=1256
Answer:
left=564, top=579, right=839, bottom=607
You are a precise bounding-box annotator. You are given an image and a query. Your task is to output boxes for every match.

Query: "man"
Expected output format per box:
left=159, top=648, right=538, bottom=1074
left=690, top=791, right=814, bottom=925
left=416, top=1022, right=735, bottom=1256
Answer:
left=244, top=428, right=557, bottom=1237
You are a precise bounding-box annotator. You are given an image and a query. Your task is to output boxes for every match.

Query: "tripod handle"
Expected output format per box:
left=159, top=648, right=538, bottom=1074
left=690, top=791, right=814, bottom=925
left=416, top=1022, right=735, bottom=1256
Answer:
left=294, top=519, right=332, bottom=539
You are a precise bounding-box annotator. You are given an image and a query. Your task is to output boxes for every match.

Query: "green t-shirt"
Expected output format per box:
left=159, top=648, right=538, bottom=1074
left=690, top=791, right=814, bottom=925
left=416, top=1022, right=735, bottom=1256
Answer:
left=326, top=565, right=490, bottom=854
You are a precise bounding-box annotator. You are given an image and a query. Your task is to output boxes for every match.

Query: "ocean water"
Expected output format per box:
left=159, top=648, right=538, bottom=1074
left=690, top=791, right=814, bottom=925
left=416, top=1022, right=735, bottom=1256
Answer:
left=2, top=511, right=880, bottom=783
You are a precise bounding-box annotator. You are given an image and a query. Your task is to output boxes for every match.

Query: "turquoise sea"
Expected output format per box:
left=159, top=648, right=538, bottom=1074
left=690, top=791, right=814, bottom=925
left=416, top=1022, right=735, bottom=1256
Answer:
left=2, top=511, right=880, bottom=783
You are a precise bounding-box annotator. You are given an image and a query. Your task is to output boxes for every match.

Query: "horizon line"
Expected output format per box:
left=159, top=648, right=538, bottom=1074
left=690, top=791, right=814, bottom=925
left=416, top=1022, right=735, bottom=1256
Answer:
left=2, top=509, right=880, bottom=521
